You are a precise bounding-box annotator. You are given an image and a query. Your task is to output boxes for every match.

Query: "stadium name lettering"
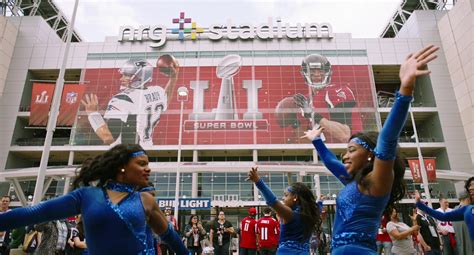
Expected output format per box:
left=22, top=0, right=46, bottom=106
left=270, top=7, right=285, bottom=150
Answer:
left=118, top=17, right=333, bottom=48
left=208, top=18, right=334, bottom=41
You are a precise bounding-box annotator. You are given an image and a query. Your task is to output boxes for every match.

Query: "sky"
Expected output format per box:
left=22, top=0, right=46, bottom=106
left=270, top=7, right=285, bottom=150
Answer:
left=54, top=0, right=404, bottom=42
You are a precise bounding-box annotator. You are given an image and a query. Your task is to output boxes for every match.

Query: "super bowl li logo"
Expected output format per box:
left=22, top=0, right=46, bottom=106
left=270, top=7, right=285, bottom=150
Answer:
left=35, top=91, right=49, bottom=104
left=184, top=54, right=268, bottom=131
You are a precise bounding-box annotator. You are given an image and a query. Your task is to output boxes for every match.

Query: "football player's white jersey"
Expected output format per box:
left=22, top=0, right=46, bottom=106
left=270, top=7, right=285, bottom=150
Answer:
left=104, top=85, right=168, bottom=146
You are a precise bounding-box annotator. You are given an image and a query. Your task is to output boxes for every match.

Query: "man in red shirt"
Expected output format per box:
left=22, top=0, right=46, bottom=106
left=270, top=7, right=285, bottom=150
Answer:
left=240, top=208, right=258, bottom=255
left=256, top=207, right=280, bottom=255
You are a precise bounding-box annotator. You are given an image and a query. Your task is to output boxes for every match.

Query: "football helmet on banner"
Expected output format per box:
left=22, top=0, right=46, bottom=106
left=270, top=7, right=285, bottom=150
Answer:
left=119, top=59, right=153, bottom=89
left=300, top=54, right=332, bottom=89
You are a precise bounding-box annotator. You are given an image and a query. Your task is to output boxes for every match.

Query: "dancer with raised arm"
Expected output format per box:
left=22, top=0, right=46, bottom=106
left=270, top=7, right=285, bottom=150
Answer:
left=248, top=167, right=321, bottom=254
left=301, top=45, right=439, bottom=254
left=0, top=144, right=189, bottom=255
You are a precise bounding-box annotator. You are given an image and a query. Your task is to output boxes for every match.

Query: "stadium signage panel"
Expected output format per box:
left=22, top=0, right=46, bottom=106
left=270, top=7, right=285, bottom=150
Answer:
left=118, top=17, right=333, bottom=48
left=157, top=198, right=211, bottom=209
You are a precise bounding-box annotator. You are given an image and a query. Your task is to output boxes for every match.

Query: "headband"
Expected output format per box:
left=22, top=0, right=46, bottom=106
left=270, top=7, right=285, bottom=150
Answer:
left=287, top=186, right=295, bottom=194
left=351, top=137, right=374, bottom=152
left=130, top=150, right=146, bottom=158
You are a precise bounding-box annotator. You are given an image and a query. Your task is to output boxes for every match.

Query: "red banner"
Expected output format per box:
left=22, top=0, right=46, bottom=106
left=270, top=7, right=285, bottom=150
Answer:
left=58, top=84, right=85, bottom=126
left=29, top=83, right=55, bottom=126
left=407, top=157, right=437, bottom=183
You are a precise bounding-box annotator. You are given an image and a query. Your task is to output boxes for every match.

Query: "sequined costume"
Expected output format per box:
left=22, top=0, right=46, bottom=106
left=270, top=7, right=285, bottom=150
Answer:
left=311, top=92, right=412, bottom=254
left=255, top=179, right=310, bottom=255
left=277, top=206, right=311, bottom=254
left=0, top=182, right=188, bottom=255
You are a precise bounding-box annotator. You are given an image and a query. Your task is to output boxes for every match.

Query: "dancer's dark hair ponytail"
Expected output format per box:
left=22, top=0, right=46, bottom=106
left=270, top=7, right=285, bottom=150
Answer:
left=289, top=182, right=322, bottom=240
left=73, top=144, right=145, bottom=189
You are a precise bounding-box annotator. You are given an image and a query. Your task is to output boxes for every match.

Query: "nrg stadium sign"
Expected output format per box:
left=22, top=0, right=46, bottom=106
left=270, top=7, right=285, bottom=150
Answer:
left=118, top=15, right=334, bottom=48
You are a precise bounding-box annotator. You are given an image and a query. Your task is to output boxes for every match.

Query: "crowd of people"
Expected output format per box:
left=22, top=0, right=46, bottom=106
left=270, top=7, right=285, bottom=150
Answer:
left=0, top=44, right=472, bottom=255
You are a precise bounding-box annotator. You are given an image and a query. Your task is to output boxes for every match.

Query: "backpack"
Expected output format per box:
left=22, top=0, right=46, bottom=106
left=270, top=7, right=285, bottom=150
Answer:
left=22, top=231, right=39, bottom=253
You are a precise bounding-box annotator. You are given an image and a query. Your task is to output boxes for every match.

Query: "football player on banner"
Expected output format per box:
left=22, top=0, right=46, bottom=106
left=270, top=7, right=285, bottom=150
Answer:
left=81, top=55, right=179, bottom=146
left=275, top=54, right=361, bottom=143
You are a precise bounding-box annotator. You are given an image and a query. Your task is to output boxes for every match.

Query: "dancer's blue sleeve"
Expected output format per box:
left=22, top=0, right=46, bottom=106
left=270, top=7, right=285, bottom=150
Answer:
left=0, top=189, right=83, bottom=231
left=317, top=201, right=324, bottom=213
left=312, top=137, right=350, bottom=185
left=159, top=222, right=190, bottom=255
left=255, top=179, right=278, bottom=206
left=374, top=92, right=412, bottom=160
left=416, top=202, right=465, bottom=222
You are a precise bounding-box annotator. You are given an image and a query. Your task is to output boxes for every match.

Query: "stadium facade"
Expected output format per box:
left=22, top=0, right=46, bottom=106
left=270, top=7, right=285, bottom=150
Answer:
left=0, top=0, right=473, bottom=229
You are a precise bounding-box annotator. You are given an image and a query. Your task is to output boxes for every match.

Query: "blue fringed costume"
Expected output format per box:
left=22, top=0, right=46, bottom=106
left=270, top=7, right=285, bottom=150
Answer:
left=0, top=183, right=188, bottom=255
left=311, top=92, right=412, bottom=254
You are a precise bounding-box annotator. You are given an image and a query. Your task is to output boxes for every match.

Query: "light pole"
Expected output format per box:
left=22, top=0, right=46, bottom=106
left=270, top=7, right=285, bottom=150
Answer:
left=32, top=0, right=80, bottom=205
left=409, top=106, right=432, bottom=207
left=173, top=86, right=188, bottom=224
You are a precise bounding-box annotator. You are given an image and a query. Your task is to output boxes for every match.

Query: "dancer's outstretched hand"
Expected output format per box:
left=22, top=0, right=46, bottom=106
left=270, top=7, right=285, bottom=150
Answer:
left=248, top=167, right=260, bottom=183
left=414, top=190, right=422, bottom=203
left=399, top=45, right=439, bottom=95
left=300, top=126, right=325, bottom=141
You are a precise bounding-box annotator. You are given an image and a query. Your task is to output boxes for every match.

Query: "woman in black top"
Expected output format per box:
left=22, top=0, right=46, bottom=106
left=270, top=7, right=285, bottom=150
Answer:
left=184, top=215, right=207, bottom=255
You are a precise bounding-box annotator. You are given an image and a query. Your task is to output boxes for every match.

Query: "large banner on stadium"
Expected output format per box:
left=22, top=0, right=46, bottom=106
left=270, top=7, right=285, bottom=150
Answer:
left=72, top=54, right=377, bottom=145
left=58, top=84, right=86, bottom=126
left=29, top=83, right=85, bottom=127
left=29, top=83, right=55, bottom=126
left=408, top=157, right=437, bottom=183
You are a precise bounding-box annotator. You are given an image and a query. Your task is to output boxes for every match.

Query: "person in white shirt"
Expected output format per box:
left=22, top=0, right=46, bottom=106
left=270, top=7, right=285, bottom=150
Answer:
left=436, top=197, right=456, bottom=255
left=386, top=207, right=419, bottom=255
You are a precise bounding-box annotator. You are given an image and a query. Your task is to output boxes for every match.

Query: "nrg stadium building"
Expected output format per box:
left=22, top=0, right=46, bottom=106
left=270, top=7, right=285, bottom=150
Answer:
left=0, top=0, right=472, bottom=231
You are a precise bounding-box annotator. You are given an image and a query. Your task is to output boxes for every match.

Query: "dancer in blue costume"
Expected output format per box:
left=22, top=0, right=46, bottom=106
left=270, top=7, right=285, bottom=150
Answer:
left=301, top=45, right=439, bottom=255
left=0, top=144, right=189, bottom=255
left=415, top=177, right=474, bottom=246
left=247, top=167, right=322, bottom=255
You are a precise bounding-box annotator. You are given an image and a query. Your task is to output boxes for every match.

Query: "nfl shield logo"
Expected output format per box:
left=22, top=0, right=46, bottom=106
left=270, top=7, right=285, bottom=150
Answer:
left=65, top=92, right=78, bottom=104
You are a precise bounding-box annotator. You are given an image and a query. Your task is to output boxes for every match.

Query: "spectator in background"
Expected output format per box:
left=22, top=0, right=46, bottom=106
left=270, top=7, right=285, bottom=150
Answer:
left=255, top=207, right=280, bottom=255
left=7, top=227, right=26, bottom=250
left=0, top=196, right=11, bottom=255
left=376, top=214, right=393, bottom=255
left=35, top=219, right=71, bottom=255
left=435, top=197, right=456, bottom=255
left=239, top=208, right=258, bottom=255
left=452, top=191, right=472, bottom=255
left=68, top=215, right=87, bottom=255
left=210, top=211, right=234, bottom=255
left=386, top=207, right=419, bottom=255
left=416, top=206, right=442, bottom=255
left=410, top=208, right=423, bottom=255
left=184, top=214, right=206, bottom=255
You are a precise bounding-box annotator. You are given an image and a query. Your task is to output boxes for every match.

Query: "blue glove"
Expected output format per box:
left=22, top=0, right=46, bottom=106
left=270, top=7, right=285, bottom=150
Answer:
left=159, top=222, right=190, bottom=255
left=255, top=179, right=278, bottom=206
left=312, top=137, right=350, bottom=185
